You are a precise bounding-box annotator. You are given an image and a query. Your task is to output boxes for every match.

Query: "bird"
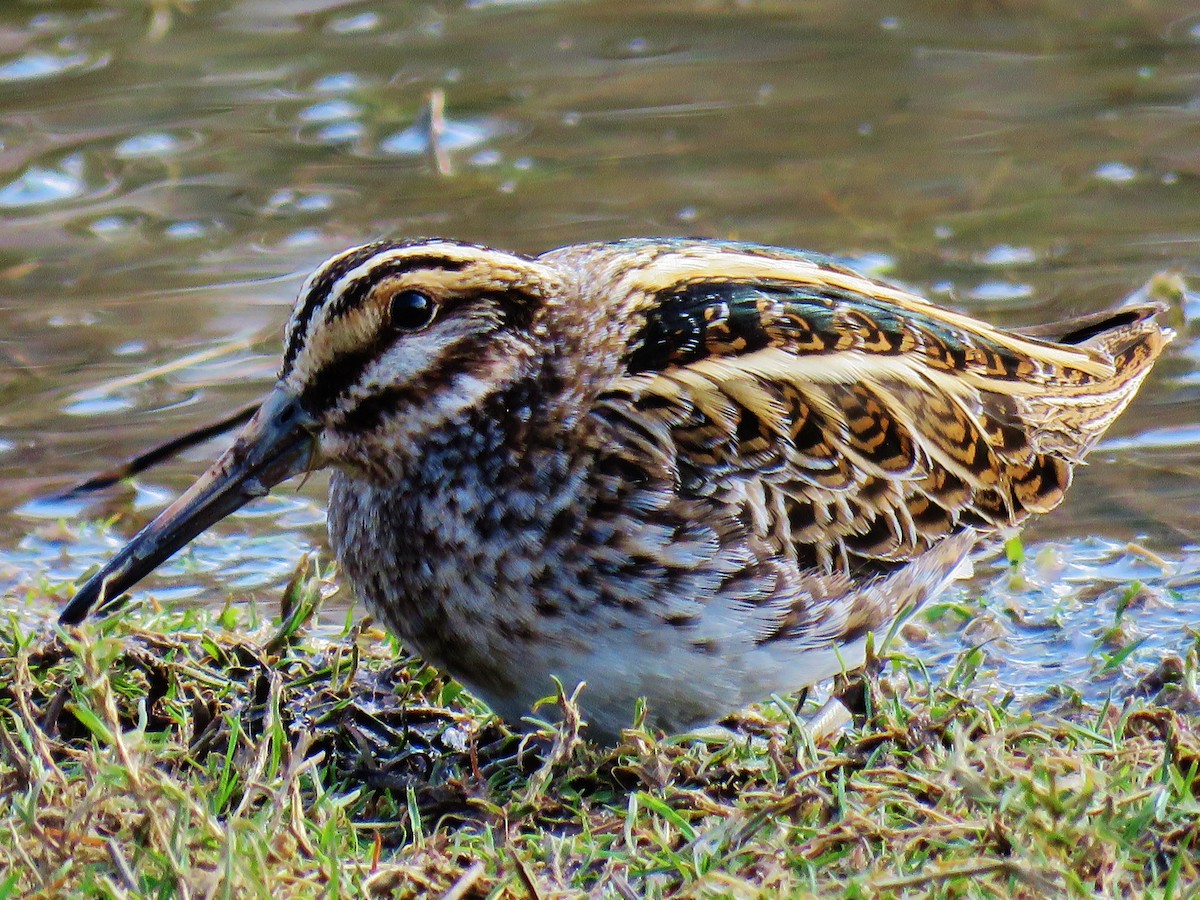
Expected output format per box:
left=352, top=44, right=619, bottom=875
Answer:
left=59, top=237, right=1173, bottom=741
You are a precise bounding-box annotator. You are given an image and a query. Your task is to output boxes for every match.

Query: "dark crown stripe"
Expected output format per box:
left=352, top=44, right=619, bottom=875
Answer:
left=325, top=255, right=469, bottom=321
left=282, top=241, right=394, bottom=374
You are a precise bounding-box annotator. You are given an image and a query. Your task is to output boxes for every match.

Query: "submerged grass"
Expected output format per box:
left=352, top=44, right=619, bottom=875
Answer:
left=2, top=556, right=1199, bottom=898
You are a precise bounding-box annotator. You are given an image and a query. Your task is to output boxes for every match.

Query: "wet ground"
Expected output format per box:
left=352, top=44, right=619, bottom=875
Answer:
left=0, top=0, right=1197, bottom=710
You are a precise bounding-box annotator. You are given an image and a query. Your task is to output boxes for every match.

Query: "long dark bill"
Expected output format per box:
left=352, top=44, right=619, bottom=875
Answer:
left=59, top=388, right=318, bottom=625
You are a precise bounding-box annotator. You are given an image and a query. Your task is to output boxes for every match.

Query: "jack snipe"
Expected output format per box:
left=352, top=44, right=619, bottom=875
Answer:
left=61, top=239, right=1172, bottom=740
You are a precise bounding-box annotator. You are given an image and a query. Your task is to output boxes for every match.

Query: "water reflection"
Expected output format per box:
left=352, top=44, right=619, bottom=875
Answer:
left=0, top=0, right=1196, bottom=707
left=0, top=49, right=103, bottom=83
left=0, top=154, right=90, bottom=208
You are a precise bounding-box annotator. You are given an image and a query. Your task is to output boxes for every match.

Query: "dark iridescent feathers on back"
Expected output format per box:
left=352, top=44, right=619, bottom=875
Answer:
left=578, top=240, right=1170, bottom=581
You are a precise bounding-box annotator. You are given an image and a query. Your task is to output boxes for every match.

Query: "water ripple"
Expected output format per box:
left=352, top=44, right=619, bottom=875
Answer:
left=0, top=49, right=103, bottom=83
left=0, top=154, right=88, bottom=208
left=976, top=244, right=1038, bottom=267
left=380, top=117, right=504, bottom=156
left=967, top=280, right=1035, bottom=302
left=115, top=131, right=186, bottom=160
left=1094, top=161, right=1138, bottom=183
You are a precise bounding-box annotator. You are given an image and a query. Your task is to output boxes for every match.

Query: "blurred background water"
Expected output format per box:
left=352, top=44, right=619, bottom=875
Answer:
left=0, top=0, right=1197, bottom=709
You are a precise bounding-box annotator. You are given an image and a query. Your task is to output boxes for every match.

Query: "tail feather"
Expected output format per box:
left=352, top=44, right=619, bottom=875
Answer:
left=1012, top=302, right=1172, bottom=462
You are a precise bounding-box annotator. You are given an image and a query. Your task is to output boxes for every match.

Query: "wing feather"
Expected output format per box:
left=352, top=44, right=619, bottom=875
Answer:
left=592, top=265, right=1169, bottom=577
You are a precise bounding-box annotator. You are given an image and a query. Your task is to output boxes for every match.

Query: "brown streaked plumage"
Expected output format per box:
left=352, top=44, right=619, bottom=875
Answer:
left=60, top=238, right=1173, bottom=740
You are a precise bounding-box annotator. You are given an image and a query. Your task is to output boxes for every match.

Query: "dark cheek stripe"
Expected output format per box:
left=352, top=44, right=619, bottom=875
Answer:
left=299, top=335, right=397, bottom=415
left=336, top=382, right=431, bottom=434
left=332, top=340, right=484, bottom=433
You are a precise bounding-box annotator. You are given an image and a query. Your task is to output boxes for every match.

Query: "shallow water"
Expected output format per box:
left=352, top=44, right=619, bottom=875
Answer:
left=0, top=0, right=1197, bottom=709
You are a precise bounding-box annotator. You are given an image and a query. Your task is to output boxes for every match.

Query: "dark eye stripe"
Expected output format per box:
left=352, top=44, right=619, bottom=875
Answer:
left=325, top=256, right=467, bottom=322
left=298, top=285, right=545, bottom=417
left=282, top=244, right=469, bottom=376
left=298, top=292, right=483, bottom=414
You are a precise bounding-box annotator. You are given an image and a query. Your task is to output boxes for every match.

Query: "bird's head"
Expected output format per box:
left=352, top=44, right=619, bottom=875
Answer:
left=280, top=239, right=564, bottom=476
left=60, top=239, right=565, bottom=623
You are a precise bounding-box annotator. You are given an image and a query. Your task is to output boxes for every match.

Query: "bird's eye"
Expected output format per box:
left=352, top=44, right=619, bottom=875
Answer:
left=388, top=290, right=437, bottom=331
